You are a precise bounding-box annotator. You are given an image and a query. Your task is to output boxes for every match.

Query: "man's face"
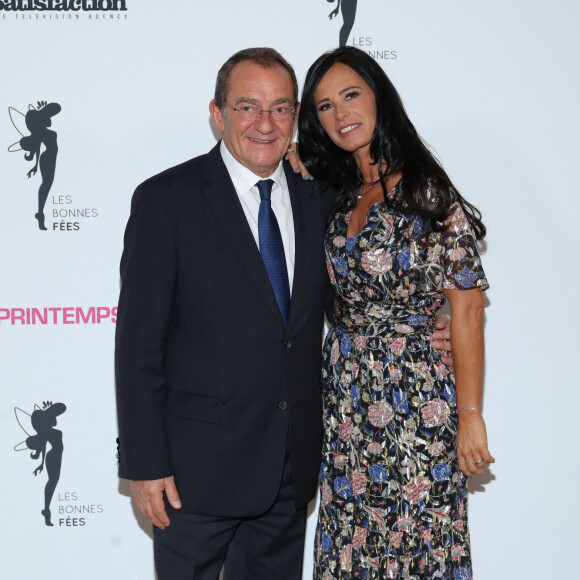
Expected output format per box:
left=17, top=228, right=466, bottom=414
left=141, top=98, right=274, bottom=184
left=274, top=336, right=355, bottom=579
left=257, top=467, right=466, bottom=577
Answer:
left=210, top=61, right=298, bottom=178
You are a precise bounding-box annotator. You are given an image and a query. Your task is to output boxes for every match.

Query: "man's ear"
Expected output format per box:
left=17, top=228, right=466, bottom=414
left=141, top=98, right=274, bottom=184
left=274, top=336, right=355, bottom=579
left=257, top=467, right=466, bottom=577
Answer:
left=209, top=100, right=225, bottom=133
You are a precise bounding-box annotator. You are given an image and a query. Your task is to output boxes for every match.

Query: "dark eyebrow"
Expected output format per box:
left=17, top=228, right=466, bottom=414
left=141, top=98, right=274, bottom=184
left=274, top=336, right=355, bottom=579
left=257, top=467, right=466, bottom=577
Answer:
left=234, top=97, right=260, bottom=105
left=234, top=97, right=292, bottom=106
left=315, top=86, right=362, bottom=106
left=338, top=85, right=362, bottom=95
left=270, top=97, right=292, bottom=106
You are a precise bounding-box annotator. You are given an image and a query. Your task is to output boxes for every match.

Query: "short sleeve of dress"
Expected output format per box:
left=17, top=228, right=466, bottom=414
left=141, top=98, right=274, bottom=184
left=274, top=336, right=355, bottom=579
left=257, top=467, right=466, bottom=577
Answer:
left=441, top=201, right=489, bottom=291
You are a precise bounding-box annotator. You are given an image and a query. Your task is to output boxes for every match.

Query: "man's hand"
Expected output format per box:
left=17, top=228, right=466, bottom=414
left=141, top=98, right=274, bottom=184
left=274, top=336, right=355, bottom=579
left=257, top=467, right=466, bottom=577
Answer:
left=432, top=317, right=454, bottom=371
left=130, top=476, right=181, bottom=530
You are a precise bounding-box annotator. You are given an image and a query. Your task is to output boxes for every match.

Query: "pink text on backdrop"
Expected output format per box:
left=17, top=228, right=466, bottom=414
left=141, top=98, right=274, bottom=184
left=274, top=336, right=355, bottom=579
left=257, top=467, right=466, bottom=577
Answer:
left=0, top=307, right=117, bottom=325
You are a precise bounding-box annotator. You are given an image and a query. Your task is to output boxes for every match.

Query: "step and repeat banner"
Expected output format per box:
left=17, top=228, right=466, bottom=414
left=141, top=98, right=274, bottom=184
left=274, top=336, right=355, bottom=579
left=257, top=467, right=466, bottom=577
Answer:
left=1, top=1, right=578, bottom=578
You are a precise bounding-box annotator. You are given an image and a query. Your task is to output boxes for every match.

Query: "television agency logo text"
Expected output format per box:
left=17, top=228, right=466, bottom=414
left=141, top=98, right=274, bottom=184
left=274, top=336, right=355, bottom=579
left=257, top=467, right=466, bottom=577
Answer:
left=0, top=0, right=126, bottom=11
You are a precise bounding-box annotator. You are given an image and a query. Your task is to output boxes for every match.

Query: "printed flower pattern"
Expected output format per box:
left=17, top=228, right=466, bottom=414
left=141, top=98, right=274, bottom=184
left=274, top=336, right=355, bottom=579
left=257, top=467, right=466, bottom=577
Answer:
left=315, top=185, right=487, bottom=579
left=368, top=400, right=394, bottom=427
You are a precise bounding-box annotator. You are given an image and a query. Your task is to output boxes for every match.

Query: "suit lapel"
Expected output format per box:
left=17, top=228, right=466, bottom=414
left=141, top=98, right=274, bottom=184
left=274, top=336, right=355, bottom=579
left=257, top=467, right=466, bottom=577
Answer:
left=201, top=144, right=284, bottom=326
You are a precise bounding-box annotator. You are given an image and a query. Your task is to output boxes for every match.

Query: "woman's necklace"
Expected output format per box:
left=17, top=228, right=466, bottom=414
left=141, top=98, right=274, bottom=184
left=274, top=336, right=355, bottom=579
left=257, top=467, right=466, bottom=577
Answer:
left=356, top=177, right=381, bottom=199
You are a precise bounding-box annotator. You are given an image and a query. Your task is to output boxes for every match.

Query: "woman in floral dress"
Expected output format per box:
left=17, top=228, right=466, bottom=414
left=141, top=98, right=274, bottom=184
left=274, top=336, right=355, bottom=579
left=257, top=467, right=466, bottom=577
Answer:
left=298, top=47, right=494, bottom=579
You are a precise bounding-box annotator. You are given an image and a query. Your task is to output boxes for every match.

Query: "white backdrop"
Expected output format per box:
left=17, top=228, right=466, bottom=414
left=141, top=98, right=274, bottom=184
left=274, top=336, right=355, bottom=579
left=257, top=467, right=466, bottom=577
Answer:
left=1, top=1, right=578, bottom=578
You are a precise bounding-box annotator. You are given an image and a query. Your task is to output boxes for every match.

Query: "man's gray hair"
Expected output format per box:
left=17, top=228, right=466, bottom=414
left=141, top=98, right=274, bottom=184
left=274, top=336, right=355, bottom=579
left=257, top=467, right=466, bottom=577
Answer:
left=214, top=47, right=299, bottom=110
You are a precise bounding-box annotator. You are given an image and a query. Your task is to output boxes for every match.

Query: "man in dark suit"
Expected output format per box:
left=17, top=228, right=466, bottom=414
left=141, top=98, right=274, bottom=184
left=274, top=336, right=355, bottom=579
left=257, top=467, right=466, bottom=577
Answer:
left=115, top=48, right=336, bottom=579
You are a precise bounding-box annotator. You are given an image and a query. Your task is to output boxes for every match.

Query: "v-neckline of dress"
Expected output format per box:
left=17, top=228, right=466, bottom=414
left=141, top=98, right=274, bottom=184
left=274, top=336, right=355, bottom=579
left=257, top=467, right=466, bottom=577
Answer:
left=345, top=200, right=384, bottom=241
left=344, top=179, right=403, bottom=240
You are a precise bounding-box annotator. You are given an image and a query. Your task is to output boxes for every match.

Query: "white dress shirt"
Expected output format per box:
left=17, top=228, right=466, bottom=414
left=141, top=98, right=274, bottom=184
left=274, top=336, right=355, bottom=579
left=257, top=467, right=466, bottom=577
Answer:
left=220, top=141, right=295, bottom=295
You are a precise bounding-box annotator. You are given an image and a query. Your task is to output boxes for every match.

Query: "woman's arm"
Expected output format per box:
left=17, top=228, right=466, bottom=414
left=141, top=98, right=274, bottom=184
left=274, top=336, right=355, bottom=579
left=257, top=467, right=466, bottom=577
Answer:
left=444, top=287, right=495, bottom=477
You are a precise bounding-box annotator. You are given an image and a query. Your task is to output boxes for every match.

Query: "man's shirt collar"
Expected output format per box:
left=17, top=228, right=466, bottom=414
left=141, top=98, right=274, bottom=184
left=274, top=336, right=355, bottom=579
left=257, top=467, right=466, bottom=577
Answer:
left=220, top=140, right=286, bottom=195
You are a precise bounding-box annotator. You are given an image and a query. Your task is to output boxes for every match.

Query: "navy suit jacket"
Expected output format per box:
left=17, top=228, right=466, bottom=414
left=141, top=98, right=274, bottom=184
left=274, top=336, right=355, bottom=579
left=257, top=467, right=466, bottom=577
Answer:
left=115, top=143, right=336, bottom=516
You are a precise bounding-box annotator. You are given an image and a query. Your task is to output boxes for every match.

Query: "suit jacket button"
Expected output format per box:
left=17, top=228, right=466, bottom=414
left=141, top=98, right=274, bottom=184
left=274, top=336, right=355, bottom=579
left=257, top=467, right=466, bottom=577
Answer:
left=284, top=340, right=292, bottom=349
left=279, top=401, right=288, bottom=410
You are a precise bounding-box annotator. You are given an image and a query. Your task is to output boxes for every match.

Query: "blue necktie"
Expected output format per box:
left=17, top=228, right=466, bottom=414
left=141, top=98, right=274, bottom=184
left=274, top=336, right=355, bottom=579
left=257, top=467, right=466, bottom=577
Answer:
left=256, top=179, right=291, bottom=326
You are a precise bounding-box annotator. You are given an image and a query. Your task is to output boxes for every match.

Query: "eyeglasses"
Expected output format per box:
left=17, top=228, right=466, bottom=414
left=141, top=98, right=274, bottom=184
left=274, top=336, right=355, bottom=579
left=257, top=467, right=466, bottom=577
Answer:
left=227, top=103, right=296, bottom=121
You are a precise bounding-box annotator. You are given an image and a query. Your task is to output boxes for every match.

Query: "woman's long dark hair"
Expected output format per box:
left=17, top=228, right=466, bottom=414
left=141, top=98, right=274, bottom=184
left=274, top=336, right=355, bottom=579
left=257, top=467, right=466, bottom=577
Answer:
left=298, top=46, right=485, bottom=239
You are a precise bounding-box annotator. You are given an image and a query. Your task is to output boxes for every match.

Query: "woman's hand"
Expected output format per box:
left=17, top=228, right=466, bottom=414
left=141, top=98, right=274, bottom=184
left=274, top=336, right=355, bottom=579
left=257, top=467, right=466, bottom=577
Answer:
left=286, top=143, right=312, bottom=181
left=457, top=410, right=495, bottom=477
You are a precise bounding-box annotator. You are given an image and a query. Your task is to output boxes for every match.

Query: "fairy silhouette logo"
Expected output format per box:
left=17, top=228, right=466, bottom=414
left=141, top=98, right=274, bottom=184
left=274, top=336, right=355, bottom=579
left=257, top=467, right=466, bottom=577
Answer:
left=8, top=101, right=61, bottom=231
left=14, top=401, right=66, bottom=527
left=327, top=0, right=358, bottom=46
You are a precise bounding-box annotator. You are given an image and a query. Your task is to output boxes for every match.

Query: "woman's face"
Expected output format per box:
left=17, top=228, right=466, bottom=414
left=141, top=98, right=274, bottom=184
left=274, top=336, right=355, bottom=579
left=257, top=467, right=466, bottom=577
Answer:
left=313, top=63, right=377, bottom=157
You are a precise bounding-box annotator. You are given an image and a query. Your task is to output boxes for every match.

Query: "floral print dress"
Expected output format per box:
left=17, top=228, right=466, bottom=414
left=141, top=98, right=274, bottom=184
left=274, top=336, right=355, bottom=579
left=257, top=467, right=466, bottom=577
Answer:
left=315, top=184, right=488, bottom=580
